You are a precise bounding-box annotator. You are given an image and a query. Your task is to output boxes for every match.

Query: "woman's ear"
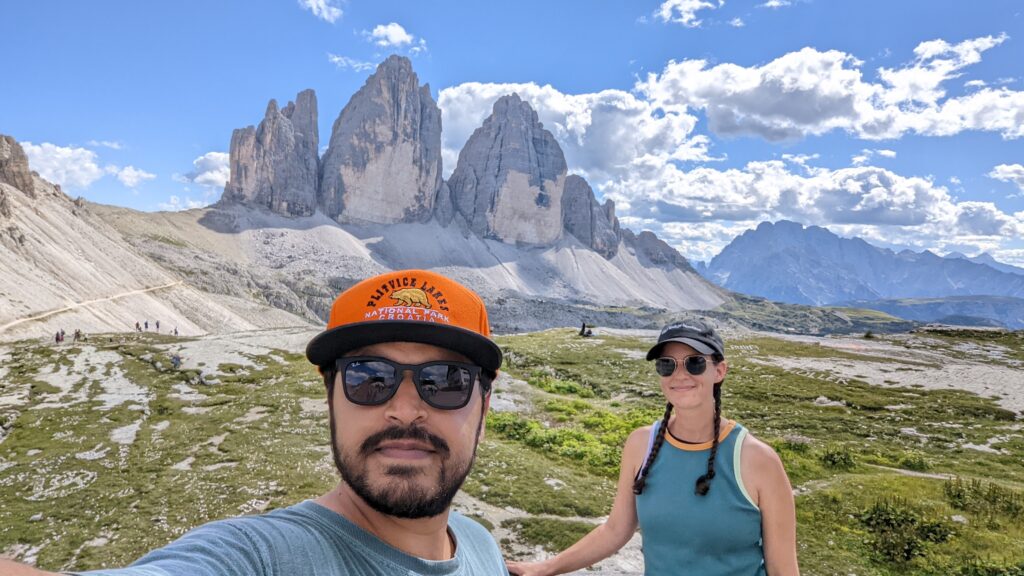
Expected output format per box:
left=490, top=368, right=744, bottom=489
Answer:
left=715, top=359, right=728, bottom=381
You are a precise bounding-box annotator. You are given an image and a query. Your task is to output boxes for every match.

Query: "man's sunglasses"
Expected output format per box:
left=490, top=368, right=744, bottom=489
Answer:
left=334, top=357, right=489, bottom=410
left=655, top=355, right=709, bottom=377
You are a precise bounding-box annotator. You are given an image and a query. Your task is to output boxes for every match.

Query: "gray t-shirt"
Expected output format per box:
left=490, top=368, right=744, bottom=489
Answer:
left=73, top=501, right=507, bottom=575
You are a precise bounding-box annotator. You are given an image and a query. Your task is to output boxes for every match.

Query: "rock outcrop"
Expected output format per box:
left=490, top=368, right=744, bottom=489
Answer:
left=562, top=175, right=620, bottom=258
left=0, top=135, right=34, bottom=196
left=212, top=58, right=703, bottom=284
left=447, top=94, right=567, bottom=245
left=624, top=229, right=697, bottom=272
left=222, top=90, right=319, bottom=216
left=319, top=55, right=442, bottom=224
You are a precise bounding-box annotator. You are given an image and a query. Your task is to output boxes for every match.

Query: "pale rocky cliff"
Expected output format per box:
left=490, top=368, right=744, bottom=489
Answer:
left=222, top=90, right=319, bottom=216
left=562, top=174, right=620, bottom=258
left=447, top=93, right=567, bottom=245
left=319, top=55, right=443, bottom=224
left=0, top=135, right=35, bottom=197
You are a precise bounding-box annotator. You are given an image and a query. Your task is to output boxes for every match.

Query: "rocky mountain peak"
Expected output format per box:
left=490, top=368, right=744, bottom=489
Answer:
left=447, top=93, right=568, bottom=244
left=0, top=134, right=34, bottom=197
left=562, top=175, right=620, bottom=258
left=222, top=89, right=319, bottom=216
left=625, top=229, right=695, bottom=272
left=319, top=55, right=442, bottom=224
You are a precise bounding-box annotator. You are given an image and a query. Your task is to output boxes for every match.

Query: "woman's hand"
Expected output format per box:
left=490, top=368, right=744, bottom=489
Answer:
left=506, top=559, right=551, bottom=576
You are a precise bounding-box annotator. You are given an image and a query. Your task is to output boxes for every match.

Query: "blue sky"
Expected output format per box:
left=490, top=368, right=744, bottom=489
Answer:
left=2, top=0, right=1023, bottom=265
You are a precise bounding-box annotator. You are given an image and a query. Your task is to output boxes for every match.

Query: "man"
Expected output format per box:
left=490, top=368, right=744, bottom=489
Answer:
left=2, top=269, right=507, bottom=575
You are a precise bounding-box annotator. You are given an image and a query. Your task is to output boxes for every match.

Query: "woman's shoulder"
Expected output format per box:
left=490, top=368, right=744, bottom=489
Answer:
left=622, top=423, right=658, bottom=461
left=627, top=423, right=656, bottom=447
left=739, top=427, right=787, bottom=477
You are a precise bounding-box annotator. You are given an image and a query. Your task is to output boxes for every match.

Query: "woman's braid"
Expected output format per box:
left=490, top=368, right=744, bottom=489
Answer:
left=632, top=402, right=674, bottom=495
left=694, top=382, right=723, bottom=496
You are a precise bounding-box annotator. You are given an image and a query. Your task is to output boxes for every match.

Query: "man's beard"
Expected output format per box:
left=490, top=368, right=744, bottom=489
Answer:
left=328, top=408, right=482, bottom=519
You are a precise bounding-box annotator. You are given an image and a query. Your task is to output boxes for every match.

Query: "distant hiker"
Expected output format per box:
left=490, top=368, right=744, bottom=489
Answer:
left=73, top=329, right=80, bottom=343
left=54, top=331, right=60, bottom=344
left=155, top=320, right=160, bottom=332
left=144, top=320, right=148, bottom=331
left=60, top=328, right=66, bottom=340
left=173, top=327, right=178, bottom=336
left=170, top=353, right=181, bottom=370
left=134, top=321, right=141, bottom=332
left=5, top=269, right=506, bottom=576
left=579, top=321, right=587, bottom=336
left=583, top=328, right=593, bottom=337
left=508, top=319, right=799, bottom=576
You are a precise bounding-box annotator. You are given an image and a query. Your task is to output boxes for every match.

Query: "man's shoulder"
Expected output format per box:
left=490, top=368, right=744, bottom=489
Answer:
left=189, top=500, right=329, bottom=544
left=448, top=510, right=490, bottom=538
left=449, top=511, right=504, bottom=567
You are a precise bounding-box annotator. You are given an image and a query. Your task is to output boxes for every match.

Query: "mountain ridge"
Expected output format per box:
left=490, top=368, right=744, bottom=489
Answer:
left=704, top=220, right=1024, bottom=304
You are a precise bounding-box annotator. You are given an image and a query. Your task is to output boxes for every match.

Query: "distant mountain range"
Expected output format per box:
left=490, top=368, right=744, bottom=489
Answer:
left=698, top=220, right=1024, bottom=328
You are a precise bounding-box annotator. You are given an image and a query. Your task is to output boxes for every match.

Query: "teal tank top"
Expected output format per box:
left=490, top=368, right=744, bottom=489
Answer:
left=635, top=420, right=765, bottom=576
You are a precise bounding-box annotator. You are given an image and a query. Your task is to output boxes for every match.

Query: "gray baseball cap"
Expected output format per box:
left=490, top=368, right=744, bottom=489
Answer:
left=646, top=319, right=725, bottom=360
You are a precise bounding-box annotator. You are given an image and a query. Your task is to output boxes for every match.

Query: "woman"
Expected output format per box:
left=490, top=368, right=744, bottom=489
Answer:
left=507, top=320, right=799, bottom=576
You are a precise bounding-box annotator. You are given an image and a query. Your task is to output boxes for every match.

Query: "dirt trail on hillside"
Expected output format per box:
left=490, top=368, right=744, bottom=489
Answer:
left=0, top=281, right=183, bottom=333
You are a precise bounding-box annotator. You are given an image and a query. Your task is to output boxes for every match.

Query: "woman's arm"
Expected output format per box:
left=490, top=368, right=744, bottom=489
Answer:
left=742, top=434, right=800, bottom=576
left=506, top=426, right=649, bottom=576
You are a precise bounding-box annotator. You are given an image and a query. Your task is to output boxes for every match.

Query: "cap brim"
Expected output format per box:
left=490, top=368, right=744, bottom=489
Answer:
left=306, top=320, right=503, bottom=373
left=646, top=337, right=716, bottom=360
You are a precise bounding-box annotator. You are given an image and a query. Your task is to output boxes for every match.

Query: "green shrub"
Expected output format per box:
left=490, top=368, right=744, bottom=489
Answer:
left=945, top=478, right=1024, bottom=519
left=820, top=444, right=856, bottom=470
left=899, top=451, right=931, bottom=472
left=859, top=497, right=954, bottom=563
left=528, top=372, right=595, bottom=398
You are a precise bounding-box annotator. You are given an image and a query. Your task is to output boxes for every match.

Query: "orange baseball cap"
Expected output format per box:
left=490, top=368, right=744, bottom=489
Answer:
left=305, top=269, right=503, bottom=372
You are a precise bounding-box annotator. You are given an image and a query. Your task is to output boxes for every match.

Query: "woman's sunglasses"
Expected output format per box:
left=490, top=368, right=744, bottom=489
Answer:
left=655, top=355, right=709, bottom=377
left=334, top=357, right=488, bottom=410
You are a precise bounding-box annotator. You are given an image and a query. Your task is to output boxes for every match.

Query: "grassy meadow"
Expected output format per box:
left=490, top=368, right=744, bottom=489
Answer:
left=0, top=327, right=1022, bottom=574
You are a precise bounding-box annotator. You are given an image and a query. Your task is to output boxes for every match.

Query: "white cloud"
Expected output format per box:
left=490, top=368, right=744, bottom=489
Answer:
left=158, top=195, right=208, bottom=212
left=298, top=0, right=341, bottom=23
left=655, top=0, right=723, bottom=28
left=949, top=176, right=962, bottom=185
left=21, top=142, right=105, bottom=189
left=965, top=79, right=986, bottom=88
left=328, top=53, right=376, bottom=72
left=369, top=23, right=414, bottom=47
left=113, top=166, right=155, bottom=188
left=410, top=38, right=429, bottom=56
left=759, top=0, right=791, bottom=7
left=87, top=140, right=123, bottom=150
left=852, top=148, right=896, bottom=165
left=637, top=33, right=1023, bottom=141
left=877, top=34, right=1006, bottom=106
left=437, top=82, right=711, bottom=181
left=989, top=163, right=1024, bottom=193
left=993, top=248, right=1024, bottom=267
left=175, top=152, right=229, bottom=191
left=729, top=17, right=745, bottom=27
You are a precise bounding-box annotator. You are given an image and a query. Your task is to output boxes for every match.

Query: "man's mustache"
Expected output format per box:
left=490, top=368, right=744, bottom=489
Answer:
left=360, top=425, right=451, bottom=457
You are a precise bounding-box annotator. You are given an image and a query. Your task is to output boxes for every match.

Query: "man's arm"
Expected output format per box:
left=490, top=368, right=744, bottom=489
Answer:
left=1, top=518, right=265, bottom=576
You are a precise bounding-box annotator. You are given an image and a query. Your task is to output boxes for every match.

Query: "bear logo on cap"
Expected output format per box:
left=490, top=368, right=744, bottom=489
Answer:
left=390, top=288, right=431, bottom=309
